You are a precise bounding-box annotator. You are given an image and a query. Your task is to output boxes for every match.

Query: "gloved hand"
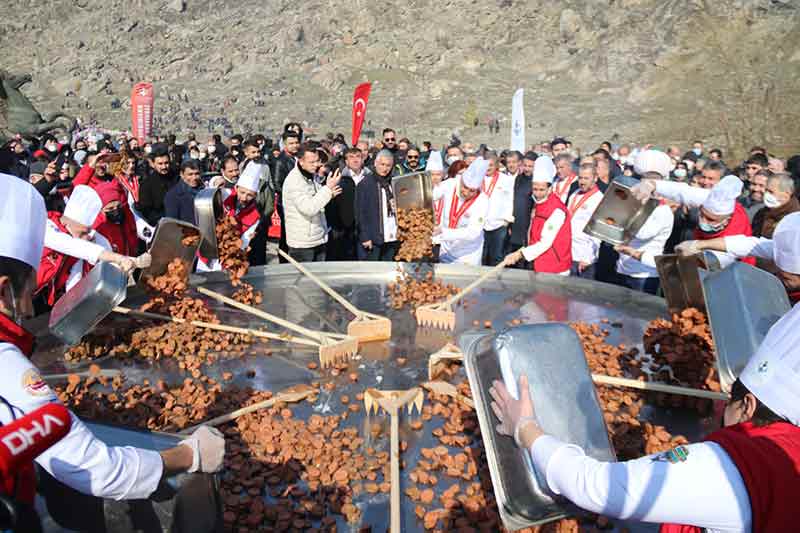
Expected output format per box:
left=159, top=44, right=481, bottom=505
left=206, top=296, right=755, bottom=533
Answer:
left=117, top=256, right=136, bottom=274
left=675, top=240, right=701, bottom=257
left=134, top=253, right=152, bottom=269
left=631, top=179, right=656, bottom=203
left=180, top=426, right=225, bottom=473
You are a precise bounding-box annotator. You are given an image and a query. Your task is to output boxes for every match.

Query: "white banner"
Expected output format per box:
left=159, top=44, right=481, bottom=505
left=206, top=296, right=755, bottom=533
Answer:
left=510, top=88, right=525, bottom=152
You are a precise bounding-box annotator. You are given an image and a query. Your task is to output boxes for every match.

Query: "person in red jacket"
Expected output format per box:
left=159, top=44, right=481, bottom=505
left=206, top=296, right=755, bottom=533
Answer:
left=504, top=155, right=572, bottom=274
left=92, top=180, right=139, bottom=257
left=490, top=300, right=800, bottom=532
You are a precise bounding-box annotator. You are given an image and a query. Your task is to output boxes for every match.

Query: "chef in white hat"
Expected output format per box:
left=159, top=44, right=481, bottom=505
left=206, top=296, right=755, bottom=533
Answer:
left=675, top=211, right=800, bottom=303
left=489, top=300, right=800, bottom=532
left=36, top=184, right=147, bottom=307
left=432, top=157, right=490, bottom=265
left=0, top=175, right=224, bottom=527
left=504, top=156, right=572, bottom=274
left=426, top=150, right=444, bottom=186
left=633, top=174, right=755, bottom=267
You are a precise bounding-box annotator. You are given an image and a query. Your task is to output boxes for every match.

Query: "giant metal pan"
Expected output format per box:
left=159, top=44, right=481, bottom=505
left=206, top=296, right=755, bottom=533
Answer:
left=584, top=177, right=659, bottom=245
left=194, top=187, right=223, bottom=260
left=48, top=261, right=127, bottom=346
left=701, top=261, right=791, bottom=392
left=140, top=218, right=202, bottom=280
left=392, top=171, right=433, bottom=211
left=461, top=323, right=614, bottom=530
left=656, top=251, right=721, bottom=311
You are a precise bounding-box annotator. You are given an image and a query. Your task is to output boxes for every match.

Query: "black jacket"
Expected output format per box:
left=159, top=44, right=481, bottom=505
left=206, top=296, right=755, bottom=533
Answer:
left=356, top=172, right=395, bottom=246
left=508, top=173, right=533, bottom=246
left=326, top=174, right=356, bottom=231
left=270, top=152, right=295, bottom=195
left=164, top=179, right=203, bottom=224
left=136, top=167, right=178, bottom=226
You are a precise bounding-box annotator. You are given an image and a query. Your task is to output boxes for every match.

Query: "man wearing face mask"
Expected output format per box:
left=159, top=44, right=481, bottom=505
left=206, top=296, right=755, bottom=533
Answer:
left=504, top=156, right=572, bottom=275
left=750, top=173, right=799, bottom=238
left=444, top=145, right=464, bottom=172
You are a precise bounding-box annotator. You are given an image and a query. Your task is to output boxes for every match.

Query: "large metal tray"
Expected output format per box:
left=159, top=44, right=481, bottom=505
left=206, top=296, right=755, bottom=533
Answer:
left=656, top=252, right=720, bottom=311
left=584, top=177, right=659, bottom=245
left=140, top=218, right=202, bottom=279
left=194, top=187, right=223, bottom=260
left=392, top=171, right=433, bottom=211
left=461, top=324, right=615, bottom=531
left=48, top=261, right=127, bottom=346
left=701, top=261, right=791, bottom=392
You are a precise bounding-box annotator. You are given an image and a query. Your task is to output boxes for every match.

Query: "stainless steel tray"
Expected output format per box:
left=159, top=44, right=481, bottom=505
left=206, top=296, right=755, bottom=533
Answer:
left=656, top=251, right=720, bottom=311
left=461, top=324, right=615, bottom=531
left=48, top=261, right=128, bottom=346
left=392, top=171, right=433, bottom=211
left=701, top=261, right=791, bottom=392
left=194, top=187, right=223, bottom=260
left=584, top=177, right=659, bottom=245
left=140, top=218, right=202, bottom=279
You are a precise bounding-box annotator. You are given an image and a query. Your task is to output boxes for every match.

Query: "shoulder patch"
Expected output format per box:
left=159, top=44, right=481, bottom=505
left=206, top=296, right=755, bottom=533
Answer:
left=653, top=445, right=689, bottom=464
left=22, top=369, right=51, bottom=397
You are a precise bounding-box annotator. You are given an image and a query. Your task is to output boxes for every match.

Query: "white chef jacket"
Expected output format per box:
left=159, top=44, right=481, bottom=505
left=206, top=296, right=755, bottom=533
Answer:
left=433, top=178, right=489, bottom=265
left=616, top=204, right=674, bottom=278
left=654, top=181, right=738, bottom=267
left=482, top=172, right=515, bottom=231
left=0, top=342, right=163, bottom=500
left=723, top=235, right=774, bottom=263
left=566, top=187, right=603, bottom=265
left=552, top=174, right=578, bottom=203
left=529, top=434, right=751, bottom=532
left=380, top=188, right=398, bottom=243
left=44, top=220, right=113, bottom=292
left=521, top=198, right=570, bottom=276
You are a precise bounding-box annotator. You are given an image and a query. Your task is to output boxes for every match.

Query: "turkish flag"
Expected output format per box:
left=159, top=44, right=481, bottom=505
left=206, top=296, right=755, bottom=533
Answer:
left=351, top=82, right=371, bottom=146
left=131, top=82, right=154, bottom=144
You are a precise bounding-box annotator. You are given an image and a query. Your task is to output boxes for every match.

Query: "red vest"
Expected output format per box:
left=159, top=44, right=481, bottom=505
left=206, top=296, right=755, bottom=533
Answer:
left=36, top=212, right=92, bottom=305
left=94, top=209, right=138, bottom=257
left=661, top=421, right=800, bottom=533
left=222, top=194, right=260, bottom=235
left=694, top=202, right=756, bottom=266
left=0, top=314, right=38, bottom=504
left=528, top=193, right=572, bottom=273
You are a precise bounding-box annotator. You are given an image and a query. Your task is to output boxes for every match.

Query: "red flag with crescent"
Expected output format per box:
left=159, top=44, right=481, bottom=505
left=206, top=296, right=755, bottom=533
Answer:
left=351, top=82, right=371, bottom=146
left=131, top=82, right=154, bottom=144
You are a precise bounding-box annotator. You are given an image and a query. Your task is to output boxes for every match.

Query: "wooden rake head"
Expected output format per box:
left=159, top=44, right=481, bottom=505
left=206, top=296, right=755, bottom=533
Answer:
left=427, top=342, right=464, bottom=380
left=364, top=387, right=424, bottom=416
left=317, top=333, right=359, bottom=369
left=346, top=312, right=392, bottom=343
left=415, top=301, right=456, bottom=330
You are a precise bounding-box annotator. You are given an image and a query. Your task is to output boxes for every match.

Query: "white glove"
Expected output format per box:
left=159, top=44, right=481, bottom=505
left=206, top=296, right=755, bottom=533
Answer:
left=134, top=252, right=152, bottom=269
left=180, top=425, right=225, bottom=473
left=631, top=179, right=656, bottom=204
left=675, top=240, right=701, bottom=257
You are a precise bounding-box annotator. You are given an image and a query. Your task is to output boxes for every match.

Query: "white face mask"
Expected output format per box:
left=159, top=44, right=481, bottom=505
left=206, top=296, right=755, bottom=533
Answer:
left=692, top=148, right=702, bottom=156
left=207, top=145, right=216, bottom=154
left=446, top=156, right=461, bottom=165
left=144, top=146, right=152, bottom=154
left=674, top=168, right=687, bottom=178
left=763, top=192, right=781, bottom=209
left=45, top=143, right=57, bottom=152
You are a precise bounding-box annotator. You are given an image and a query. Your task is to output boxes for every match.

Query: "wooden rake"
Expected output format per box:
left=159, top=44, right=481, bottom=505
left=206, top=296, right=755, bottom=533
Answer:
left=427, top=342, right=464, bottom=380
left=364, top=387, right=424, bottom=533
left=196, top=287, right=358, bottom=368
left=278, top=249, right=391, bottom=342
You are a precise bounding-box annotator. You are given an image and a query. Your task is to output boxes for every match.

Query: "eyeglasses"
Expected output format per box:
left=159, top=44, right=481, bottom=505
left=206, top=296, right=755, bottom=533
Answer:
left=406, top=155, right=419, bottom=160
left=384, top=137, right=396, bottom=142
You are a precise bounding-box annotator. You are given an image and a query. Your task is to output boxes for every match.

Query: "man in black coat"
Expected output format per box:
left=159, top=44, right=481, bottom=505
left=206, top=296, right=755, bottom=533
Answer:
left=325, top=147, right=362, bottom=260
left=136, top=144, right=178, bottom=227
left=505, top=152, right=536, bottom=269
left=269, top=131, right=300, bottom=262
left=356, top=150, right=399, bottom=261
left=164, top=160, right=203, bottom=224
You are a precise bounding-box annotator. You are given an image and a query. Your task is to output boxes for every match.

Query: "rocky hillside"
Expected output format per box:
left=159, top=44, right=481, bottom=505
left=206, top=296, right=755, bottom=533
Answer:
left=2, top=0, right=800, bottom=155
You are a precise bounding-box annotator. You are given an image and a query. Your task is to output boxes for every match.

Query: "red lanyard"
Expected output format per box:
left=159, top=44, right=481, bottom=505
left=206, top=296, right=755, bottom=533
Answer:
left=434, top=198, right=444, bottom=225
left=554, top=174, right=576, bottom=198
left=482, top=171, right=499, bottom=197
left=116, top=174, right=139, bottom=203
left=567, top=186, right=599, bottom=215
left=448, top=185, right=479, bottom=229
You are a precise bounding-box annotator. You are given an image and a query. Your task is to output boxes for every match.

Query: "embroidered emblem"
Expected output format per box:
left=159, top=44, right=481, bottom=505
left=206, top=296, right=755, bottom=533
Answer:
left=22, top=369, right=51, bottom=397
left=758, top=361, right=769, bottom=373
left=654, top=445, right=689, bottom=464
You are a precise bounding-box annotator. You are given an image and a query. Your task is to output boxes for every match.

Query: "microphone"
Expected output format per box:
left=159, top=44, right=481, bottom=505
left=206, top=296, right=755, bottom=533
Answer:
left=0, top=404, right=72, bottom=478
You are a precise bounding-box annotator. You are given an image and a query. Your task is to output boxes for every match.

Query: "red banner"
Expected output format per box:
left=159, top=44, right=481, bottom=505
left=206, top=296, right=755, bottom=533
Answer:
left=131, top=82, right=154, bottom=144
left=351, top=82, right=372, bottom=146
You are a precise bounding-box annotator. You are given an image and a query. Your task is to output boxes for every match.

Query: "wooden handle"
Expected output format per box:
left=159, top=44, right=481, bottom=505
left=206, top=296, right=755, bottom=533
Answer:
left=591, top=374, right=729, bottom=401
left=443, top=252, right=516, bottom=307
left=113, top=306, right=320, bottom=347
left=389, top=411, right=401, bottom=533
left=196, top=287, right=325, bottom=343
left=43, top=369, right=122, bottom=381
left=278, top=249, right=362, bottom=316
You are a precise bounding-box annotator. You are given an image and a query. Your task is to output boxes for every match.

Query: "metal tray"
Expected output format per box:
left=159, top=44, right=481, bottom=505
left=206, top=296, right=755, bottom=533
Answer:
left=48, top=261, right=128, bottom=346
left=392, top=171, right=433, bottom=211
left=194, top=187, right=223, bottom=260
left=584, top=177, right=659, bottom=245
left=701, top=261, right=791, bottom=392
left=140, top=218, right=202, bottom=279
left=461, top=323, right=615, bottom=531
left=656, top=251, right=720, bottom=311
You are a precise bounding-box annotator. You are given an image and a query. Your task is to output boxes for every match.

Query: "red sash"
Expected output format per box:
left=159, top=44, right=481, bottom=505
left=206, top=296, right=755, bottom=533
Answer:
left=448, top=186, right=479, bottom=229
left=116, top=173, right=140, bottom=203
left=553, top=174, right=577, bottom=200
left=434, top=198, right=444, bottom=225
left=36, top=213, right=92, bottom=305
left=482, top=171, right=500, bottom=197
left=567, top=186, right=599, bottom=215
left=222, top=193, right=260, bottom=234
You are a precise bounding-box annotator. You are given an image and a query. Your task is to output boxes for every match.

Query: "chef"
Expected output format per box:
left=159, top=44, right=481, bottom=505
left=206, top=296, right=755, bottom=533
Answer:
left=0, top=176, right=224, bottom=531
left=197, top=163, right=262, bottom=272
left=489, top=300, right=800, bottom=533
left=675, top=212, right=800, bottom=303
left=35, top=185, right=148, bottom=307
left=633, top=173, right=754, bottom=267
left=566, top=162, right=603, bottom=279
left=504, top=156, right=572, bottom=275
left=432, top=157, right=490, bottom=265
left=482, top=155, right=516, bottom=266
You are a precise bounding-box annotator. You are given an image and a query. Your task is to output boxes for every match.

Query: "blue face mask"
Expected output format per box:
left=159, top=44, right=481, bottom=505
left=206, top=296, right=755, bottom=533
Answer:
left=674, top=168, right=687, bottom=178
left=698, top=219, right=726, bottom=233
left=692, top=148, right=702, bottom=156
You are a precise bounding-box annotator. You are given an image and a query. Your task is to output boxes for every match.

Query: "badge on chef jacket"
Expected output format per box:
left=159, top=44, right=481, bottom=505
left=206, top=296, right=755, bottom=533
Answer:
left=22, top=369, right=51, bottom=397
left=654, top=445, right=689, bottom=464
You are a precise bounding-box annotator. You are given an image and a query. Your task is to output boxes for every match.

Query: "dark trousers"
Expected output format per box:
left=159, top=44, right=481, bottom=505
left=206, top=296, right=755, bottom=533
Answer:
left=617, top=274, right=660, bottom=295
left=595, top=242, right=621, bottom=284
left=246, top=215, right=270, bottom=266
left=277, top=200, right=289, bottom=263
left=357, top=241, right=399, bottom=261
left=570, top=261, right=596, bottom=280
left=326, top=228, right=357, bottom=261
left=504, top=240, right=530, bottom=270
left=288, top=244, right=327, bottom=262
left=482, top=226, right=508, bottom=266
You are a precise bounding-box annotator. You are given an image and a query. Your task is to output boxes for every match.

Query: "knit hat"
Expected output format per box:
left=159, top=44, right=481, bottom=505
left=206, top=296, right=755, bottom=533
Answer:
left=702, top=175, right=743, bottom=216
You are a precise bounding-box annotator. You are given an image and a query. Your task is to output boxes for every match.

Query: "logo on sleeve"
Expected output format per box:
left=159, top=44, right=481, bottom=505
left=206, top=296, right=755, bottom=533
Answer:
left=22, top=369, right=51, bottom=397
left=653, top=445, right=689, bottom=464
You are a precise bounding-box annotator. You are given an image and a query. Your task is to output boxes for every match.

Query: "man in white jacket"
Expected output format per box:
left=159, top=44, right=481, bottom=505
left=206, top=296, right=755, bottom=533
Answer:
left=567, top=162, right=603, bottom=279
left=481, top=153, right=516, bottom=266
left=281, top=146, right=342, bottom=262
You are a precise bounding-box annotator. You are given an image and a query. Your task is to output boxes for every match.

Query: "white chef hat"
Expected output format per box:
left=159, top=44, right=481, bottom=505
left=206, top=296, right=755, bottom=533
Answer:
left=633, top=149, right=672, bottom=178
left=461, top=157, right=488, bottom=189
left=426, top=151, right=443, bottom=172
left=237, top=163, right=263, bottom=193
left=0, top=174, right=47, bottom=270
left=772, top=212, right=800, bottom=274
left=702, top=175, right=743, bottom=216
left=739, top=302, right=800, bottom=425
left=63, top=184, right=102, bottom=227
left=532, top=156, right=556, bottom=184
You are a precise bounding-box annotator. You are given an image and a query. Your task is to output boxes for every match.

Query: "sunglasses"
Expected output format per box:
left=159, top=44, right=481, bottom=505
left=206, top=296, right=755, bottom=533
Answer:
left=384, top=137, right=396, bottom=142
left=407, top=155, right=419, bottom=160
